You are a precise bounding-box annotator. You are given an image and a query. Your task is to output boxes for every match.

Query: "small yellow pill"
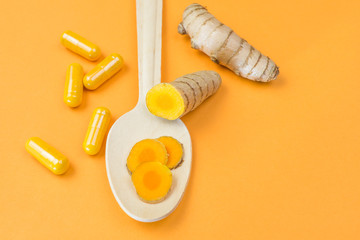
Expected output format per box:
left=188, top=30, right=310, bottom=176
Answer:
left=25, top=137, right=70, bottom=175
left=64, top=63, right=84, bottom=107
left=61, top=30, right=101, bottom=61
left=83, top=107, right=111, bottom=155
left=83, top=53, right=124, bottom=90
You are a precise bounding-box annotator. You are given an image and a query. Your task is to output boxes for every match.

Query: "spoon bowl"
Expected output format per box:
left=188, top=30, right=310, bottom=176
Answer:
left=106, top=104, right=191, bottom=222
left=105, top=0, right=192, bottom=222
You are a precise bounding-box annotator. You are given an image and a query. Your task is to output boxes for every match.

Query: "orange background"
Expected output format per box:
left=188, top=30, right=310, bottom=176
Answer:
left=1, top=0, right=360, bottom=239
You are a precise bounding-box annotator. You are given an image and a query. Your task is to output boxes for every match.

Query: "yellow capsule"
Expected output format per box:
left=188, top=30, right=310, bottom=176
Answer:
left=61, top=30, right=101, bottom=61
left=83, top=53, right=124, bottom=90
left=64, top=63, right=84, bottom=107
left=83, top=107, right=111, bottom=155
left=25, top=137, right=70, bottom=175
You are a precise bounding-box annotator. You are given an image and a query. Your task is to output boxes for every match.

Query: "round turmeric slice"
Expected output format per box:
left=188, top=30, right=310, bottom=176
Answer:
left=157, top=136, right=184, bottom=169
left=146, top=83, right=185, bottom=120
left=126, top=139, right=168, bottom=174
left=132, top=161, right=172, bottom=203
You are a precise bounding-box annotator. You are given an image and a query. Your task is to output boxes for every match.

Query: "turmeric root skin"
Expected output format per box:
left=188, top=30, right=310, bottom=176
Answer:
left=146, top=70, right=221, bottom=120
left=178, top=3, right=279, bottom=82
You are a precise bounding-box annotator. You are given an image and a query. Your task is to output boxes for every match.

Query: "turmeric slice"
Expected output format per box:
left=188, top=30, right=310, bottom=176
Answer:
left=126, top=139, right=168, bottom=174
left=157, top=136, right=184, bottom=169
left=132, top=161, right=172, bottom=203
left=146, top=70, right=221, bottom=120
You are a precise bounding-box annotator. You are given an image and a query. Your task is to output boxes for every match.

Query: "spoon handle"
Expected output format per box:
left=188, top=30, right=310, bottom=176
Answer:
left=136, top=0, right=163, bottom=105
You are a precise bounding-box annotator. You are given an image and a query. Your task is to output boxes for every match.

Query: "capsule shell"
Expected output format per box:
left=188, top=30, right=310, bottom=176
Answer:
left=25, top=137, right=70, bottom=175
left=83, top=53, right=124, bottom=90
left=64, top=63, right=84, bottom=107
left=61, top=30, right=101, bottom=61
left=83, top=107, right=111, bottom=155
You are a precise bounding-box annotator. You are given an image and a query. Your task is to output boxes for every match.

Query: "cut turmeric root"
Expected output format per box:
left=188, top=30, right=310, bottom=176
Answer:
left=157, top=136, right=184, bottom=169
left=132, top=162, right=172, bottom=203
left=126, top=139, right=168, bottom=174
left=178, top=3, right=279, bottom=82
left=146, top=70, right=221, bottom=120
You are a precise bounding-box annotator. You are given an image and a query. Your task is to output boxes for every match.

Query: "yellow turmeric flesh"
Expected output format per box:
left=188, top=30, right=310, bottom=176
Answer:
left=131, top=162, right=172, bottom=203
left=146, top=84, right=185, bottom=120
left=126, top=139, right=168, bottom=174
left=157, top=136, right=184, bottom=169
left=146, top=70, right=221, bottom=120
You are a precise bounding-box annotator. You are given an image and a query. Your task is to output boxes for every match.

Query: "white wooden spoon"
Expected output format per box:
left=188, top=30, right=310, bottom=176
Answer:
left=105, top=0, right=192, bottom=222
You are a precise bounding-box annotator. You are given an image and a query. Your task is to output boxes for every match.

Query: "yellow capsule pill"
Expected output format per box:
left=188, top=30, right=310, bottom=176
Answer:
left=61, top=30, right=101, bottom=61
left=83, top=53, right=124, bottom=90
left=64, top=63, right=84, bottom=107
left=83, top=107, right=111, bottom=155
left=25, top=137, right=70, bottom=175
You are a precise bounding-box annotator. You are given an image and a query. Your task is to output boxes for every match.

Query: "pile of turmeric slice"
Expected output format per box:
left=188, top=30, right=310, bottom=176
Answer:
left=127, top=137, right=183, bottom=203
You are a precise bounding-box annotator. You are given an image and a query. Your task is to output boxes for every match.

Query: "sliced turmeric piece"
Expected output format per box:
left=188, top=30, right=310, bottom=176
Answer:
left=126, top=139, right=168, bottom=174
left=146, top=70, right=221, bottom=120
left=157, top=136, right=184, bottom=169
left=132, top=161, right=172, bottom=203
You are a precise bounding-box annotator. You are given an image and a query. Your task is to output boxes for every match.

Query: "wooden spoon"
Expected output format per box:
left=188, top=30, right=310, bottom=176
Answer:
left=105, top=0, right=192, bottom=222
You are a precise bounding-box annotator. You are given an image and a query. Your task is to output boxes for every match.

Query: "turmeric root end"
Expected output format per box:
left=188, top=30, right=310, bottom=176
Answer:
left=146, top=83, right=185, bottom=120
left=178, top=22, right=186, bottom=35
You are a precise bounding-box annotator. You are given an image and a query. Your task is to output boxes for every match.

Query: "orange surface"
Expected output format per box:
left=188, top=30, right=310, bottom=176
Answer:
left=1, top=0, right=360, bottom=239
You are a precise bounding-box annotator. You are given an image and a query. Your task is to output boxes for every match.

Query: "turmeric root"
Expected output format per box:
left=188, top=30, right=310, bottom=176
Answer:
left=178, top=3, right=279, bottom=82
left=132, top=162, right=172, bottom=203
left=126, top=139, right=168, bottom=174
left=157, top=136, right=184, bottom=169
left=146, top=70, right=221, bottom=120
